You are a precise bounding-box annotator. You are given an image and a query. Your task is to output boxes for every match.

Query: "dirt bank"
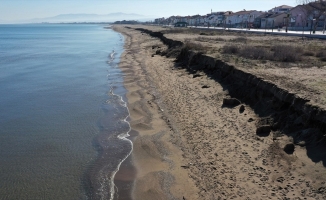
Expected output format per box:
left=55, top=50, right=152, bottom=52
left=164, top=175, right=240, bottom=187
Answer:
left=114, top=25, right=326, bottom=199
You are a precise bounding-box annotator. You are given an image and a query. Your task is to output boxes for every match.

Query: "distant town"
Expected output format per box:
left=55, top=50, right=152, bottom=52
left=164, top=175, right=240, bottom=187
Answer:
left=149, top=2, right=326, bottom=33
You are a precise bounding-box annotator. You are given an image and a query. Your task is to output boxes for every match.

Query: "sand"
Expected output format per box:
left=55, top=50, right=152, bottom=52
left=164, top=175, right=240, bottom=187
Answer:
left=113, top=25, right=326, bottom=199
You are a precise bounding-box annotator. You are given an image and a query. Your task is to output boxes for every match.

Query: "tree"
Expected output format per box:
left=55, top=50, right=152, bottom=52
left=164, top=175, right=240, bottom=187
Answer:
left=296, top=0, right=326, bottom=32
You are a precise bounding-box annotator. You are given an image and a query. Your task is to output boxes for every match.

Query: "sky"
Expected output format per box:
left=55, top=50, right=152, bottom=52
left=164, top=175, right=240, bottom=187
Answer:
left=0, top=0, right=299, bottom=22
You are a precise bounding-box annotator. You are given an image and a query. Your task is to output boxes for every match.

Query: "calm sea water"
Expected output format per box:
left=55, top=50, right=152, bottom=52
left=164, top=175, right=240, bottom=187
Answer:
left=0, top=24, right=132, bottom=199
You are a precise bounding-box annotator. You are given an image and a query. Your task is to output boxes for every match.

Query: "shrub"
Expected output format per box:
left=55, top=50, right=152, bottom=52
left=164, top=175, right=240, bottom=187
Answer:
left=222, top=44, right=241, bottom=54
left=215, top=37, right=226, bottom=42
left=303, top=51, right=315, bottom=56
left=231, top=37, right=247, bottom=43
left=321, top=57, right=326, bottom=62
left=183, top=40, right=206, bottom=52
left=239, top=46, right=272, bottom=60
left=271, top=45, right=302, bottom=62
left=316, top=51, right=326, bottom=58
left=195, top=36, right=209, bottom=42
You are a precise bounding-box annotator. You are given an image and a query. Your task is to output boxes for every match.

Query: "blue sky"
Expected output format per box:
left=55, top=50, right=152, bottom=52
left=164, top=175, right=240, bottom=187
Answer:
left=1, top=0, right=298, bottom=22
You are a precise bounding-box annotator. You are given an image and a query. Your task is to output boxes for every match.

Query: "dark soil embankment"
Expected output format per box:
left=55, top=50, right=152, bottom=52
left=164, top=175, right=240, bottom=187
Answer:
left=134, top=27, right=326, bottom=165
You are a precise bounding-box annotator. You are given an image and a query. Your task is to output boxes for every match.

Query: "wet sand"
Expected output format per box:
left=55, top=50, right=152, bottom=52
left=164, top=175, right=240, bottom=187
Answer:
left=113, top=25, right=326, bottom=199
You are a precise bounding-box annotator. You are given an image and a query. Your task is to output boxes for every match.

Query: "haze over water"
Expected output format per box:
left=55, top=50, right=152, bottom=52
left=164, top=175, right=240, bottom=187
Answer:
left=0, top=24, right=131, bottom=199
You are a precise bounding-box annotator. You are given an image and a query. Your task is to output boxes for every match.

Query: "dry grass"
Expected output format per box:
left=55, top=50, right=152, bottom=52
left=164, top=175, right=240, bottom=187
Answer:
left=230, top=37, right=248, bottom=43
left=271, top=45, right=303, bottom=62
left=183, top=39, right=207, bottom=52
left=222, top=44, right=303, bottom=62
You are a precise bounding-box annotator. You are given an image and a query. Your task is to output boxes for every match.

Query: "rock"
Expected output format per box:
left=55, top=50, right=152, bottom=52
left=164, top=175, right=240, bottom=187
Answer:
left=223, top=98, right=241, bottom=107
left=283, top=143, right=295, bottom=154
left=248, top=118, right=254, bottom=122
left=156, top=50, right=161, bottom=54
left=256, top=125, right=271, bottom=136
left=202, top=85, right=210, bottom=89
left=239, top=105, right=245, bottom=113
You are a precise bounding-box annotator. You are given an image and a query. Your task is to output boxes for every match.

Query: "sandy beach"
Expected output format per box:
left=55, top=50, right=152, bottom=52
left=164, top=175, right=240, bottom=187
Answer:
left=113, top=25, right=326, bottom=199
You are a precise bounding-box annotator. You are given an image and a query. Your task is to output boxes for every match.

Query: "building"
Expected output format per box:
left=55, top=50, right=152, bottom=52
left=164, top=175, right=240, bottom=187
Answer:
left=227, top=10, right=263, bottom=28
left=266, top=13, right=288, bottom=28
left=269, top=5, right=293, bottom=13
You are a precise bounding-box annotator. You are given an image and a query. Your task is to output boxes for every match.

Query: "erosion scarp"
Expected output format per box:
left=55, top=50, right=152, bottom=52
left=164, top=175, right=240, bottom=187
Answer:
left=135, top=27, right=326, bottom=150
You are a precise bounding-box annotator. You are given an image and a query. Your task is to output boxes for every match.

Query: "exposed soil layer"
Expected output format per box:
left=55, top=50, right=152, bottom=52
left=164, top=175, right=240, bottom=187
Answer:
left=136, top=27, right=326, bottom=139
left=115, top=25, right=326, bottom=199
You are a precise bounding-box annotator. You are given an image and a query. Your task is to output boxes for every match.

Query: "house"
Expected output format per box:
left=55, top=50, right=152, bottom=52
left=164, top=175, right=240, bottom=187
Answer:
left=154, top=17, right=165, bottom=24
left=253, top=13, right=268, bottom=28
left=266, top=13, right=288, bottom=28
left=206, top=14, right=219, bottom=26
left=227, top=10, right=263, bottom=28
left=187, top=15, right=201, bottom=26
left=269, top=5, right=293, bottom=13
left=207, top=12, right=226, bottom=26
left=288, top=4, right=326, bottom=30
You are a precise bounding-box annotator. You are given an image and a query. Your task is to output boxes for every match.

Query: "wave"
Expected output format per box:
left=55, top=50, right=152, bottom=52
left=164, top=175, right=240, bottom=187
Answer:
left=86, top=49, right=133, bottom=200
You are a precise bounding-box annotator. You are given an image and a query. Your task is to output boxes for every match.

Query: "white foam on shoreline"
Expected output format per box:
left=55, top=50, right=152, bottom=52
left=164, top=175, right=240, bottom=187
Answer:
left=108, top=91, right=132, bottom=200
left=101, top=48, right=133, bottom=200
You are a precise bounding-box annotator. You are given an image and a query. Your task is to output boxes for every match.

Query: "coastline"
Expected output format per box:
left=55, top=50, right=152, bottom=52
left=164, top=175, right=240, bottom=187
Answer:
left=113, top=25, right=326, bottom=199
left=113, top=26, right=199, bottom=199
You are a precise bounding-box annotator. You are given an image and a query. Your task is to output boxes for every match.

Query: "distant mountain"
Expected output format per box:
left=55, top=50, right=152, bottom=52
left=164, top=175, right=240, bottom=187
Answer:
left=23, top=13, right=157, bottom=23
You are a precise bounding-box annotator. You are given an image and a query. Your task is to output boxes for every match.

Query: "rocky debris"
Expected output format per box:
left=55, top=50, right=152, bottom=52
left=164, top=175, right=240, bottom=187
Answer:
left=202, top=85, right=210, bottom=89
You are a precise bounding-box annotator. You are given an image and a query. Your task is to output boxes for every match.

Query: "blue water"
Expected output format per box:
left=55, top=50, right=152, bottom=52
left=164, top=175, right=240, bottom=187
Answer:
left=0, top=24, right=132, bottom=199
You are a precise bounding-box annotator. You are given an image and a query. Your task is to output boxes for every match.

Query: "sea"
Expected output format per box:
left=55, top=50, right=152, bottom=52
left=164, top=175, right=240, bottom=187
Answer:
left=0, top=24, right=133, bottom=200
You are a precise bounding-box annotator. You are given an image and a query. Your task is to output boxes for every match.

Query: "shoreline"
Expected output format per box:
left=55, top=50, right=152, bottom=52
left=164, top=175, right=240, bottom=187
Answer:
left=113, top=25, right=199, bottom=199
left=113, top=25, right=326, bottom=199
